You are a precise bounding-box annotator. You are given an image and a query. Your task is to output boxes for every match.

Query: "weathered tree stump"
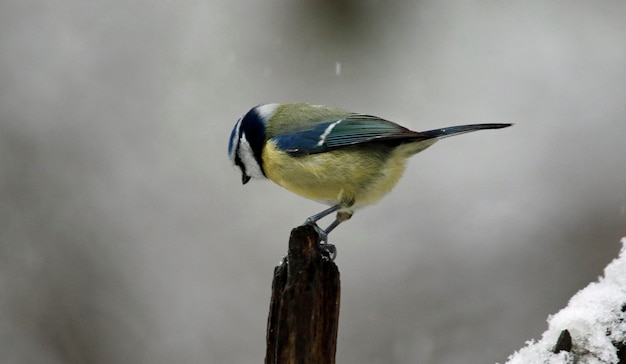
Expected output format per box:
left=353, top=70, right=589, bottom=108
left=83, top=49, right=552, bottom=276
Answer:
left=265, top=224, right=341, bottom=364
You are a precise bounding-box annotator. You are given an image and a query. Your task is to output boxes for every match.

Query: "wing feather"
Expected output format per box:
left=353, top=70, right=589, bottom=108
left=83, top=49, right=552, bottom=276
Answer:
left=271, top=114, right=424, bottom=156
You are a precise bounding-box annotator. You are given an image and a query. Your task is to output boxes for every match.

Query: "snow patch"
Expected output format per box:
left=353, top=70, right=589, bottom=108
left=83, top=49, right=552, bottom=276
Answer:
left=503, top=238, right=626, bottom=364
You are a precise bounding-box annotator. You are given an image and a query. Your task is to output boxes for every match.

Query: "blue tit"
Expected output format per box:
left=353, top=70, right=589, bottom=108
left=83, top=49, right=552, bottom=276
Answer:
left=228, top=102, right=511, bottom=254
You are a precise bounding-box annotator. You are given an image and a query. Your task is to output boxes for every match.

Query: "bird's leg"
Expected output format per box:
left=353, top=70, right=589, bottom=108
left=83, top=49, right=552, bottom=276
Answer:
left=304, top=207, right=353, bottom=261
left=322, top=211, right=353, bottom=236
left=304, top=205, right=339, bottom=246
left=320, top=211, right=353, bottom=260
left=304, top=205, right=342, bottom=260
left=305, top=204, right=341, bottom=225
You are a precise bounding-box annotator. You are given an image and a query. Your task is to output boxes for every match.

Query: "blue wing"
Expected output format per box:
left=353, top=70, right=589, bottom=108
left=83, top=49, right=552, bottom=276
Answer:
left=271, top=114, right=423, bottom=156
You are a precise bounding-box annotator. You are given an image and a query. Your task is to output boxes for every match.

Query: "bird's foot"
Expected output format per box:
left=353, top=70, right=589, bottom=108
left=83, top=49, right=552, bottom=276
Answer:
left=320, top=243, right=337, bottom=261
left=305, top=220, right=328, bottom=241
left=304, top=221, right=337, bottom=261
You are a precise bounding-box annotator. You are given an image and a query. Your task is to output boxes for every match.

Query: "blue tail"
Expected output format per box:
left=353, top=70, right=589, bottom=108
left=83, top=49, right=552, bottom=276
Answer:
left=421, top=123, right=512, bottom=139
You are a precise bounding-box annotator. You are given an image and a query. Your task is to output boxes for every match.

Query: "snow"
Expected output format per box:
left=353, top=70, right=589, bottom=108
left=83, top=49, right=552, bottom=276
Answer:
left=503, top=238, right=626, bottom=364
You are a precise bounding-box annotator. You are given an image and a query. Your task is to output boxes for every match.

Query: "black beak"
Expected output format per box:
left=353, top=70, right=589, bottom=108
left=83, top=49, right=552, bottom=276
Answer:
left=242, top=174, right=251, bottom=184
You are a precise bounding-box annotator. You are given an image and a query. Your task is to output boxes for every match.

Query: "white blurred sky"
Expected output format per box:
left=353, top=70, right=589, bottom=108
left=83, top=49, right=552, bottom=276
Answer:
left=1, top=1, right=626, bottom=363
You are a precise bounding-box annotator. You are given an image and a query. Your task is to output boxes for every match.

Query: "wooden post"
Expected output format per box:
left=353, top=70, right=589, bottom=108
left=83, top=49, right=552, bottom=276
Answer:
left=265, top=224, right=341, bottom=364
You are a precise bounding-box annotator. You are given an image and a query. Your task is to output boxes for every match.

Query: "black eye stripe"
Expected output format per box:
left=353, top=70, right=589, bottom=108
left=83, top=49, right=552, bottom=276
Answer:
left=232, top=132, right=246, bottom=173
left=234, top=149, right=246, bottom=175
left=239, top=110, right=266, bottom=175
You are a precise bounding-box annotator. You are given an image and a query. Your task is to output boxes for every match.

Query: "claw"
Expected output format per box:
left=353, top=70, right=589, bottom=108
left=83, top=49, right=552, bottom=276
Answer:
left=321, top=243, right=337, bottom=261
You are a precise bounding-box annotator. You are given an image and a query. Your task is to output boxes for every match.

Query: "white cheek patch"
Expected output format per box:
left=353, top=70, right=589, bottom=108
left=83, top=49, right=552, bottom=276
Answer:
left=238, top=133, right=265, bottom=178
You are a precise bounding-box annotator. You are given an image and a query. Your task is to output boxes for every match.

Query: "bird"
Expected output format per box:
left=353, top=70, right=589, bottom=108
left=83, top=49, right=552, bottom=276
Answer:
left=228, top=102, right=511, bottom=258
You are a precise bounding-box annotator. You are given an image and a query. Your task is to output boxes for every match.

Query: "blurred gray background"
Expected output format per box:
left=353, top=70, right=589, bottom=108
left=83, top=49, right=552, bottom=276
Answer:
left=2, top=1, right=625, bottom=363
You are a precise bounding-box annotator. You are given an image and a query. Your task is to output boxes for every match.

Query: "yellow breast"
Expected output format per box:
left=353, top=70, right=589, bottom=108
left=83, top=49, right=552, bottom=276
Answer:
left=262, top=141, right=428, bottom=209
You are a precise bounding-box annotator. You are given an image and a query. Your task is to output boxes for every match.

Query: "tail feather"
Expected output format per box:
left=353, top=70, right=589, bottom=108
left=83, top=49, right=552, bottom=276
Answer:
left=421, top=123, right=512, bottom=139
